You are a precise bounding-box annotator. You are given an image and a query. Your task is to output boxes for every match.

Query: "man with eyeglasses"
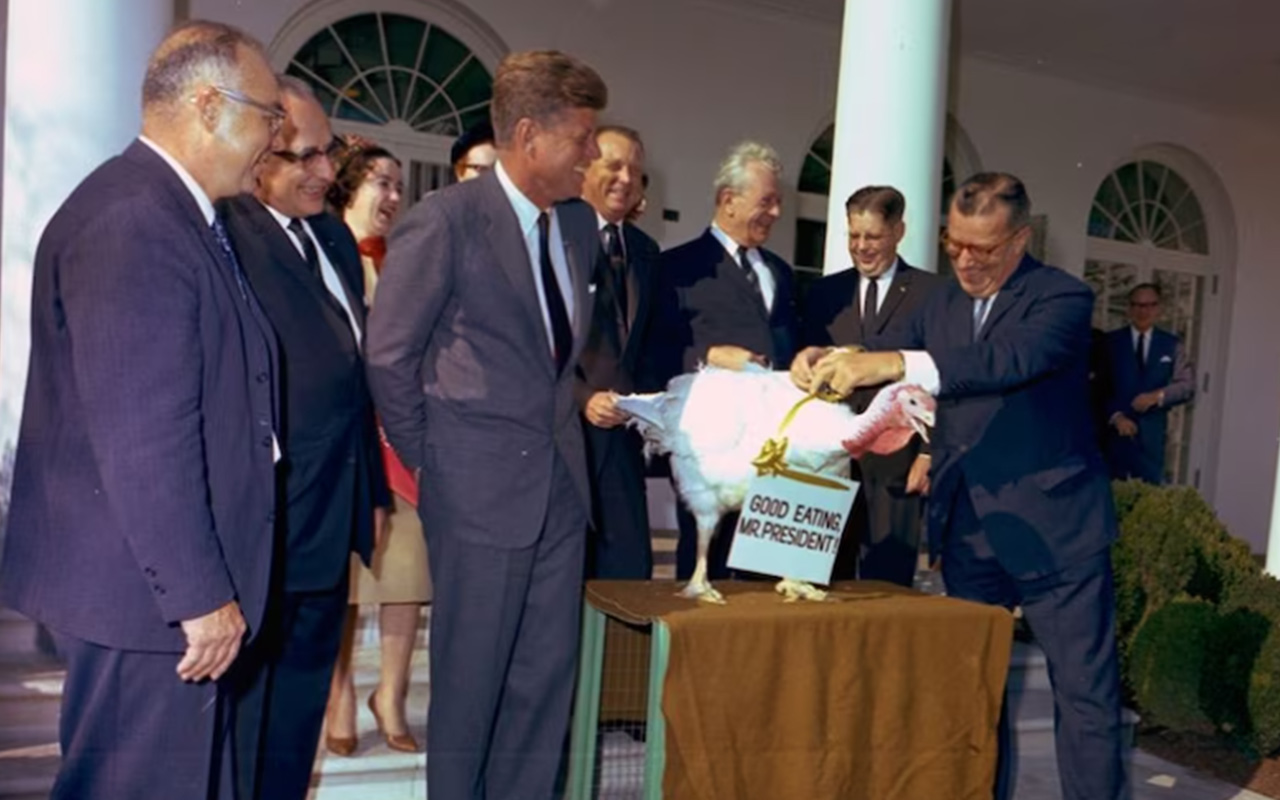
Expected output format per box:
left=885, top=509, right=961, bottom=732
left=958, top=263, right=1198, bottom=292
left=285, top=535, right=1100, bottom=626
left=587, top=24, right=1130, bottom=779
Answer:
left=450, top=119, right=497, bottom=182
left=0, top=22, right=279, bottom=800
left=1103, top=283, right=1194, bottom=483
left=220, top=75, right=389, bottom=800
left=792, top=173, right=1128, bottom=800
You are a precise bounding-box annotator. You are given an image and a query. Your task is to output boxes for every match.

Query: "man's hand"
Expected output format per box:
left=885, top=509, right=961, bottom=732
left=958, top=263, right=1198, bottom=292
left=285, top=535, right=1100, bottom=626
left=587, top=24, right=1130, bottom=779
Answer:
left=1112, top=413, right=1138, bottom=437
left=906, top=453, right=931, bottom=495
left=1132, top=391, right=1162, bottom=413
left=585, top=391, right=628, bottom=428
left=373, top=506, right=391, bottom=550
left=789, top=346, right=829, bottom=392
left=706, top=345, right=768, bottom=371
left=809, top=350, right=905, bottom=399
left=177, top=600, right=247, bottom=683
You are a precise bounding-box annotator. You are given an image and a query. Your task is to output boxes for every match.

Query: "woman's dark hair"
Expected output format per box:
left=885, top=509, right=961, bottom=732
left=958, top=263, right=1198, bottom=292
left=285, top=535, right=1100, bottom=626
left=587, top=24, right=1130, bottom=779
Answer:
left=327, top=137, right=402, bottom=211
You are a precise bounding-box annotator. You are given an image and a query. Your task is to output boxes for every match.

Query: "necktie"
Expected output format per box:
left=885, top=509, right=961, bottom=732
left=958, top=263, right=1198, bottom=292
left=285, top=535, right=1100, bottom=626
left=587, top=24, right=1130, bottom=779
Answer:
left=537, top=212, right=573, bottom=373
left=1136, top=331, right=1147, bottom=371
left=738, top=246, right=764, bottom=306
left=287, top=217, right=321, bottom=278
left=603, top=223, right=629, bottom=335
left=210, top=216, right=249, bottom=300
left=972, top=296, right=991, bottom=341
left=861, top=276, right=879, bottom=341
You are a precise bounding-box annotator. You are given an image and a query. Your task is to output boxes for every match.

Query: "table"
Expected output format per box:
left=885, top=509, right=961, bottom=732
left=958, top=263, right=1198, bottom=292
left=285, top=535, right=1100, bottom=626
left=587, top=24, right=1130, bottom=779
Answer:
left=568, top=580, right=1014, bottom=800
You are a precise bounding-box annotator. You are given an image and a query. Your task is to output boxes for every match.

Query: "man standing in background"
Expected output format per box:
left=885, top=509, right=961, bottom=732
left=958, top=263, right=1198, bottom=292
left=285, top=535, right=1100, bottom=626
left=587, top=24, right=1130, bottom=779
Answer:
left=221, top=76, right=388, bottom=800
left=577, top=125, right=661, bottom=580
left=798, top=185, right=942, bottom=586
left=1104, top=282, right=1194, bottom=483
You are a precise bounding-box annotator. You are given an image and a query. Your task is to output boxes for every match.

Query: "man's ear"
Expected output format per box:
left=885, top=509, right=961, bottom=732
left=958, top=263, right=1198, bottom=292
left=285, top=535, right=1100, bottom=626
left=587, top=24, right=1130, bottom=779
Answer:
left=512, top=118, right=538, bottom=157
left=192, top=87, right=221, bottom=133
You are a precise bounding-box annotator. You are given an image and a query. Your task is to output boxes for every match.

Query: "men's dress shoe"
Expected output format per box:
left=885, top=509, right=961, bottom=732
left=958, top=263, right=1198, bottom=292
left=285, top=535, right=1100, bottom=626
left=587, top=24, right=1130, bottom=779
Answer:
left=324, top=733, right=357, bottom=757
left=368, top=690, right=420, bottom=753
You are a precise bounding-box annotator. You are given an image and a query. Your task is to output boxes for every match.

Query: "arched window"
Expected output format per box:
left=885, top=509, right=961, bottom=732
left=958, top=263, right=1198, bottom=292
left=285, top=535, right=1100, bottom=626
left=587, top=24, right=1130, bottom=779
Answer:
left=1083, top=159, right=1216, bottom=486
left=272, top=4, right=506, bottom=202
left=286, top=12, right=492, bottom=137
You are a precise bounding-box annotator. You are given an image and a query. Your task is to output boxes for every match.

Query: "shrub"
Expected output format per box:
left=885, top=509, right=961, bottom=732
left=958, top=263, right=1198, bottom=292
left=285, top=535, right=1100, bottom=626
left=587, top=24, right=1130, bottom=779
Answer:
left=1217, top=572, right=1280, bottom=754
left=1112, top=486, right=1203, bottom=647
left=1126, top=598, right=1216, bottom=732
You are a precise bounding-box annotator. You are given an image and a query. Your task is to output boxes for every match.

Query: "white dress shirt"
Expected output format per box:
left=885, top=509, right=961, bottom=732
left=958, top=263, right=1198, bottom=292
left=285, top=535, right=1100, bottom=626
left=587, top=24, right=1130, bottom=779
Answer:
left=496, top=161, right=576, bottom=356
left=261, top=203, right=362, bottom=347
left=709, top=223, right=777, bottom=312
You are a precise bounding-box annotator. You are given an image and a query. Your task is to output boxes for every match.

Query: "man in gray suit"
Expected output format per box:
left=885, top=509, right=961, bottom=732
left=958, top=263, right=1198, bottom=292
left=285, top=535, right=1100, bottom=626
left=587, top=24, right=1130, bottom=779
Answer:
left=366, top=50, right=608, bottom=800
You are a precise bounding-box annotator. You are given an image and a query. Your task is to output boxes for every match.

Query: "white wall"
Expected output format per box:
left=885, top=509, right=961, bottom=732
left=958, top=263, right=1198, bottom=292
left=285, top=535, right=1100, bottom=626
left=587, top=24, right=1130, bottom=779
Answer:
left=188, top=0, right=1280, bottom=550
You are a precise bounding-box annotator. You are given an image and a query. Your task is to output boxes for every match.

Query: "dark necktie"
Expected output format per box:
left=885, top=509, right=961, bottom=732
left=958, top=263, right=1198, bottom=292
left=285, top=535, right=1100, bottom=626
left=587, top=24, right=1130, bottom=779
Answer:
left=603, top=223, right=629, bottom=335
left=210, top=216, right=249, bottom=300
left=861, top=276, right=879, bottom=340
left=537, top=211, right=573, bottom=373
left=973, top=296, right=991, bottom=341
left=286, top=217, right=321, bottom=278
left=1136, top=331, right=1147, bottom=372
left=737, top=246, right=764, bottom=306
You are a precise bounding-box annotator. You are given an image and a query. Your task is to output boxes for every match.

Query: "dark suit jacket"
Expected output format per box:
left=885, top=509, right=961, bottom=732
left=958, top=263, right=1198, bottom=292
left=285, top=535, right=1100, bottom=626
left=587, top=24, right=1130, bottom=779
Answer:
left=657, top=229, right=798, bottom=377
left=220, top=197, right=386, bottom=592
left=366, top=169, right=596, bottom=548
left=0, top=140, right=278, bottom=651
left=1103, top=325, right=1193, bottom=482
left=876, top=255, right=1117, bottom=578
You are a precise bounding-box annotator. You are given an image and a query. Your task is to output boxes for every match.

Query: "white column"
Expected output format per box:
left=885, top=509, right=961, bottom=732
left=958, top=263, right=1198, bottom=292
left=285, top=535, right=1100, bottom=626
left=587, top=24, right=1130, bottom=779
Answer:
left=1266, top=445, right=1280, bottom=576
left=0, top=0, right=172, bottom=453
left=822, top=0, right=953, bottom=275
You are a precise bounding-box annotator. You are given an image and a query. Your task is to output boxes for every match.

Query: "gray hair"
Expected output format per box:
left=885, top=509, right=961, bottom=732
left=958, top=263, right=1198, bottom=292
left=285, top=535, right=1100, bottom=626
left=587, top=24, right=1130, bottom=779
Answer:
left=277, top=73, right=318, bottom=103
left=142, top=20, right=267, bottom=110
left=713, top=141, right=783, bottom=201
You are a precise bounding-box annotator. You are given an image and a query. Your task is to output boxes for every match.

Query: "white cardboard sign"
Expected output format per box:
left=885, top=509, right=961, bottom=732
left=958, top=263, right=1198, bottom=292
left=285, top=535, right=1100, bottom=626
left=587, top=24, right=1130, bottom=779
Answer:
left=727, top=471, right=860, bottom=584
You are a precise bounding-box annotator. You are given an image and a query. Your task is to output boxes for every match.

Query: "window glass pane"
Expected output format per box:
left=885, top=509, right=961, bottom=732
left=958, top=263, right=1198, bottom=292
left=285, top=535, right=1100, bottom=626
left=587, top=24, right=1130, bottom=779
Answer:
left=331, top=14, right=384, bottom=73
left=446, top=58, right=493, bottom=110
left=384, top=14, right=427, bottom=69
left=798, top=155, right=830, bottom=195
left=292, top=30, right=355, bottom=94
left=458, top=104, right=491, bottom=133
left=419, top=26, right=469, bottom=86
left=363, top=68, right=397, bottom=118
left=335, top=98, right=382, bottom=125
left=793, top=218, right=827, bottom=272
left=413, top=95, right=460, bottom=136
left=287, top=63, right=339, bottom=114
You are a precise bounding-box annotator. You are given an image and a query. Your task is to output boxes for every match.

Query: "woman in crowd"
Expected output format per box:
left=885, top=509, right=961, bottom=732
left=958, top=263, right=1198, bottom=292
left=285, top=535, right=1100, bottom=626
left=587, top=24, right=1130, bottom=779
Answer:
left=323, top=137, right=425, bottom=755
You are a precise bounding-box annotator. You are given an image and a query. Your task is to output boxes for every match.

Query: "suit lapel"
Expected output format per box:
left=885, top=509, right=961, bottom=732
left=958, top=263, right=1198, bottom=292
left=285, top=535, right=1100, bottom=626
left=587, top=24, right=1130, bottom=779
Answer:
left=873, top=266, right=913, bottom=335
left=480, top=175, right=556, bottom=376
left=976, top=256, right=1033, bottom=341
left=311, top=222, right=366, bottom=330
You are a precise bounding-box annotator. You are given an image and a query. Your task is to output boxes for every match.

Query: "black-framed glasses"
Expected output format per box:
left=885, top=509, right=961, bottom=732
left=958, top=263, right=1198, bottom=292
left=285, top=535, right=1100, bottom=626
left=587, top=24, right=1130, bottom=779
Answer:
left=210, top=85, right=285, bottom=135
left=940, top=225, right=1026, bottom=262
left=271, top=139, right=343, bottom=170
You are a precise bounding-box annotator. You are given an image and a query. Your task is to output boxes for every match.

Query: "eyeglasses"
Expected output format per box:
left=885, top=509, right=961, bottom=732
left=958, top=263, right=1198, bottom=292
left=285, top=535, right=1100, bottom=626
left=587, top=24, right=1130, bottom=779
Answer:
left=1129, top=301, right=1160, bottom=309
left=272, top=139, right=343, bottom=170
left=461, top=162, right=493, bottom=174
left=940, top=225, right=1026, bottom=262
left=210, top=85, right=285, bottom=135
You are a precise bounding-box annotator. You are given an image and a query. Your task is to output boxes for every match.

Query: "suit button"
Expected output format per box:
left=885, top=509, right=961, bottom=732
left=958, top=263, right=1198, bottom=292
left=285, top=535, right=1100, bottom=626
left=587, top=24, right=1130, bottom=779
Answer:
left=256, top=372, right=268, bottom=384
left=258, top=418, right=269, bottom=427
left=261, top=435, right=272, bottom=448
left=520, top=450, right=529, bottom=457
left=153, top=584, right=165, bottom=595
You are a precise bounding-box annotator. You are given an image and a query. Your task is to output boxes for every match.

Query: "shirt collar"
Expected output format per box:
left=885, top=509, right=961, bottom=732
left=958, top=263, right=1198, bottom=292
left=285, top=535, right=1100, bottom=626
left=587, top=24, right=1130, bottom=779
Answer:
left=260, top=201, right=309, bottom=237
left=495, top=160, right=543, bottom=238
left=139, top=135, right=215, bottom=225
left=709, top=222, right=749, bottom=259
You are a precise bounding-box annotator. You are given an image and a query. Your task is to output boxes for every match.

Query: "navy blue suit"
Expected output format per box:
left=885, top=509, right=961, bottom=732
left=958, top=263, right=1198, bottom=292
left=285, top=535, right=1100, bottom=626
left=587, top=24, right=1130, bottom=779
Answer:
left=875, top=255, right=1127, bottom=800
left=655, top=229, right=798, bottom=580
left=1103, top=326, right=1194, bottom=483
left=219, top=197, right=388, bottom=800
left=0, top=140, right=278, bottom=800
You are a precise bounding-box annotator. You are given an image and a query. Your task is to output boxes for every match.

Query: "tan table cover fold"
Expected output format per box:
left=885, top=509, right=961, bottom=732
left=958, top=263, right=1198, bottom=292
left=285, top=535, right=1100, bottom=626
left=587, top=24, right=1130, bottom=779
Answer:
left=584, top=580, right=1013, bottom=800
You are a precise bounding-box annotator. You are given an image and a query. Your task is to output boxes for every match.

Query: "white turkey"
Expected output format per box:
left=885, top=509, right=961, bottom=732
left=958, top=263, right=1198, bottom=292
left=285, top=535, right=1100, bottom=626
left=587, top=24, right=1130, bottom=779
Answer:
left=617, top=365, right=935, bottom=603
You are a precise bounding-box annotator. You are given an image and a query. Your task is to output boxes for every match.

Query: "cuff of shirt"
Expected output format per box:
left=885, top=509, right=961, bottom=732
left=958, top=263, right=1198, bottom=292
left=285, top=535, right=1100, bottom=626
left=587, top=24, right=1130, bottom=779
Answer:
left=901, top=350, right=940, bottom=396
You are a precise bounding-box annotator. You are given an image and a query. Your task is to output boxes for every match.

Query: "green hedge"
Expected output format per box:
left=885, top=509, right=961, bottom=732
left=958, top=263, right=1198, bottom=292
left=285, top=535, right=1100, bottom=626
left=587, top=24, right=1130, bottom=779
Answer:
left=1112, top=480, right=1280, bottom=755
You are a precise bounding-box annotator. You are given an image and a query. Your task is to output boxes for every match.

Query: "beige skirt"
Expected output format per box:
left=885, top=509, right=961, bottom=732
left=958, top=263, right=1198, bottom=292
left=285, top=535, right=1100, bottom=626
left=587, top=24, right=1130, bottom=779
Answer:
left=350, top=494, right=431, bottom=604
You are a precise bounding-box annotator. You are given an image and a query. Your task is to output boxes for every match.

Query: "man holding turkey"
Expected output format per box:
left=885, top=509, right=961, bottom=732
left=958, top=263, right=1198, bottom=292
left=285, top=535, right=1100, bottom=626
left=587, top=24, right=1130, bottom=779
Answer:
left=791, top=172, right=1128, bottom=800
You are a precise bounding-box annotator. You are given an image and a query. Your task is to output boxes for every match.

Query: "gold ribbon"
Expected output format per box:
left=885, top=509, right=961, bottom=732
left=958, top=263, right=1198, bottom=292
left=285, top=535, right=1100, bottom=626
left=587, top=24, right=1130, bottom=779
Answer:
left=750, top=394, right=848, bottom=490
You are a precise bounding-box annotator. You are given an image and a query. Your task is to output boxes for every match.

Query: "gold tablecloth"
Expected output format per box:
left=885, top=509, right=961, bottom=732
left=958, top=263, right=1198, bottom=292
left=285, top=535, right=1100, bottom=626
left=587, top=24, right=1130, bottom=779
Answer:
left=585, top=580, right=1013, bottom=800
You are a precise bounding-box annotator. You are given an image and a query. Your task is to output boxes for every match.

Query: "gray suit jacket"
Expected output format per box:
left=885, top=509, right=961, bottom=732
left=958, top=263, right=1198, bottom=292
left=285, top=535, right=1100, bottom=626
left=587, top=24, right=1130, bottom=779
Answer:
left=365, top=169, right=596, bottom=548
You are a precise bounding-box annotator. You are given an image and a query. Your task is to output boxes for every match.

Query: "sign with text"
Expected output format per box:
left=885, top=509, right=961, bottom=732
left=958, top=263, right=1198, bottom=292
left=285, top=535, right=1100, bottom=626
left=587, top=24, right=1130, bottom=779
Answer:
left=727, top=471, right=860, bottom=584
